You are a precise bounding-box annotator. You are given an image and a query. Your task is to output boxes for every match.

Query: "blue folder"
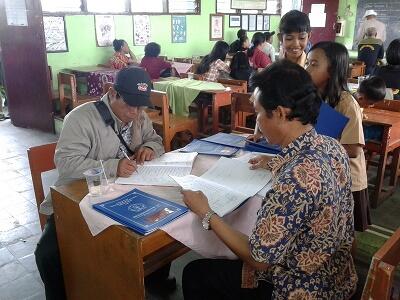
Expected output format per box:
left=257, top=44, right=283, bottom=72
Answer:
left=179, top=139, right=239, bottom=156
left=315, top=102, right=349, bottom=139
left=93, top=189, right=188, bottom=235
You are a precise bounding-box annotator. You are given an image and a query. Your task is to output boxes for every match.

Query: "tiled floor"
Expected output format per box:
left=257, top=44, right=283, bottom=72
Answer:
left=0, top=119, right=57, bottom=300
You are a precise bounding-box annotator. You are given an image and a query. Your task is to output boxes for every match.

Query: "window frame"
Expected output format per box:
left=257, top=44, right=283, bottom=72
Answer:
left=215, top=0, right=281, bottom=16
left=41, top=0, right=201, bottom=16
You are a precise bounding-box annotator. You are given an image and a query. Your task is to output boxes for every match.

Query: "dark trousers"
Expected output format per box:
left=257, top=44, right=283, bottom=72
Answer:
left=35, top=215, right=66, bottom=300
left=35, top=214, right=172, bottom=300
left=182, top=259, right=273, bottom=300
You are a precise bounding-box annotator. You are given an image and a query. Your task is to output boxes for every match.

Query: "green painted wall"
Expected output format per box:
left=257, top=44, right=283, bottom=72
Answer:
left=47, top=1, right=280, bottom=89
left=335, top=0, right=359, bottom=57
left=47, top=0, right=358, bottom=89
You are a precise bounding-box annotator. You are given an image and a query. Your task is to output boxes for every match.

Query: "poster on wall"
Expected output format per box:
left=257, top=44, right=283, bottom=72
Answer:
left=248, top=15, right=256, bottom=31
left=133, top=15, right=150, bottom=46
left=241, top=15, right=249, bottom=30
left=263, top=15, right=270, bottom=31
left=210, top=14, right=224, bottom=41
left=43, top=16, right=68, bottom=52
left=171, top=15, right=186, bottom=43
left=95, top=15, right=115, bottom=47
left=229, top=15, right=241, bottom=28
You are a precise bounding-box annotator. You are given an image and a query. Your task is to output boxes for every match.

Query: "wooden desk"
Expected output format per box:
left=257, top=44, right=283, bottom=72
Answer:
left=51, top=155, right=215, bottom=300
left=363, top=108, right=400, bottom=207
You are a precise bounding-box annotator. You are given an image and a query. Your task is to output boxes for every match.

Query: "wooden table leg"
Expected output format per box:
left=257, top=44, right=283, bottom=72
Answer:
left=389, top=147, right=400, bottom=186
left=211, top=93, right=231, bottom=134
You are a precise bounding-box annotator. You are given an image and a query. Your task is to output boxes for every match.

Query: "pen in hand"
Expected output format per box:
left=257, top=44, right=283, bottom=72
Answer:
left=120, top=148, right=139, bottom=174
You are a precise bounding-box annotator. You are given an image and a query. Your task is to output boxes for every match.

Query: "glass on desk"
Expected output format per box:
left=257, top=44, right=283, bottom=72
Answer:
left=83, top=167, right=108, bottom=196
left=187, top=72, right=194, bottom=80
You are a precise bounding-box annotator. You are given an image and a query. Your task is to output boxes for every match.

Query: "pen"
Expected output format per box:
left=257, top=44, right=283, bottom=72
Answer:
left=121, top=148, right=139, bottom=174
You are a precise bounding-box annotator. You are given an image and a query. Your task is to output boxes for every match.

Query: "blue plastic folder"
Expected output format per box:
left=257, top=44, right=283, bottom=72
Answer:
left=315, top=102, right=349, bottom=139
left=93, top=189, right=188, bottom=235
left=179, top=139, right=239, bottom=156
left=244, top=139, right=281, bottom=154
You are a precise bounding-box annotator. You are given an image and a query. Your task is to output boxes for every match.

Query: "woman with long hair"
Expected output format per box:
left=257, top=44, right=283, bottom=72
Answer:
left=196, top=41, right=230, bottom=82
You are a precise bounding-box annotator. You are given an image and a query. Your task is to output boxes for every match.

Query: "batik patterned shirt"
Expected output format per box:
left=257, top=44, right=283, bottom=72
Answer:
left=203, top=59, right=230, bottom=82
left=109, top=52, right=130, bottom=70
left=248, top=129, right=357, bottom=300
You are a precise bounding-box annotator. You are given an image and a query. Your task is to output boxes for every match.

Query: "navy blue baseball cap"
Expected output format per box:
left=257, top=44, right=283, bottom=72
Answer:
left=113, top=67, right=152, bottom=107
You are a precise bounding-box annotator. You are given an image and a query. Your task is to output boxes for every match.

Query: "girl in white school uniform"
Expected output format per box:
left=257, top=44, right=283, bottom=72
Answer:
left=306, top=41, right=371, bottom=232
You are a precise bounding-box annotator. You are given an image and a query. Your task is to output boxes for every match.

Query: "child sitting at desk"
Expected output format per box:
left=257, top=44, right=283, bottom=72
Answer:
left=247, top=32, right=271, bottom=71
left=109, top=39, right=137, bottom=70
left=230, top=51, right=253, bottom=86
left=139, top=42, right=172, bottom=80
left=196, top=41, right=231, bottom=82
left=278, top=10, right=311, bottom=67
left=356, top=76, right=386, bottom=141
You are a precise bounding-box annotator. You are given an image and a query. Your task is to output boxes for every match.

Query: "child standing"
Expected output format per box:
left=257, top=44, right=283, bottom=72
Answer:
left=278, top=10, right=311, bottom=67
left=306, top=41, right=370, bottom=232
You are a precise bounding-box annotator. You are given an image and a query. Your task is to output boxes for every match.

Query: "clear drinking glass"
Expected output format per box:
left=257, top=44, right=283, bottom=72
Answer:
left=83, top=167, right=107, bottom=196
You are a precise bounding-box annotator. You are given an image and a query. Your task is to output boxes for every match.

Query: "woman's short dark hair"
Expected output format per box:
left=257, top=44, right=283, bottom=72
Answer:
left=386, top=39, right=400, bottom=66
left=230, top=51, right=250, bottom=71
left=309, top=41, right=349, bottom=108
left=279, top=10, right=311, bottom=35
left=359, top=76, right=387, bottom=102
left=144, top=42, right=161, bottom=57
left=113, top=39, right=125, bottom=52
left=237, top=29, right=247, bottom=39
left=252, top=60, right=321, bottom=125
left=247, top=32, right=266, bottom=58
left=197, top=41, right=230, bottom=74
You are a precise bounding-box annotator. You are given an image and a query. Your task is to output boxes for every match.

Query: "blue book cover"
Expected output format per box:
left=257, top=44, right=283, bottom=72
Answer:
left=202, top=132, right=247, bottom=148
left=93, top=189, right=188, bottom=235
left=244, top=139, right=281, bottom=154
left=179, top=139, right=239, bottom=156
left=315, top=102, right=349, bottom=139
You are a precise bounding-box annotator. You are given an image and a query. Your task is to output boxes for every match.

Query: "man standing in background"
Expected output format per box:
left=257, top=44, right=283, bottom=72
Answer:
left=356, top=10, right=386, bottom=45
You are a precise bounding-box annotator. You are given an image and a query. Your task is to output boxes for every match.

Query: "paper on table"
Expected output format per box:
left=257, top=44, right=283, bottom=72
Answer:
left=116, top=152, right=197, bottom=186
left=171, top=157, right=272, bottom=216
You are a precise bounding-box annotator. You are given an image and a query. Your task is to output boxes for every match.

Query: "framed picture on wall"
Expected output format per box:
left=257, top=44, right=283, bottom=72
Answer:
left=241, top=15, right=248, bottom=30
left=263, top=15, right=270, bottom=31
left=95, top=15, right=115, bottom=47
left=248, top=15, right=256, bottom=31
left=210, top=14, right=224, bottom=41
left=172, top=15, right=186, bottom=43
left=229, top=15, right=241, bottom=27
left=133, top=15, right=150, bottom=46
left=43, top=16, right=68, bottom=53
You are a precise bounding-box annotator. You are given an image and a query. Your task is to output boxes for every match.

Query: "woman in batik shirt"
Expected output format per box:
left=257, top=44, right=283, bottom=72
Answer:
left=181, top=60, right=357, bottom=300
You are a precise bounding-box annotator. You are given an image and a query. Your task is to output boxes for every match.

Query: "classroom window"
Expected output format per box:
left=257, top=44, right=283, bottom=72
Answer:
left=41, top=0, right=82, bottom=13
left=216, top=0, right=236, bottom=14
left=130, top=0, right=165, bottom=13
left=86, top=0, right=127, bottom=13
left=169, top=0, right=199, bottom=13
left=216, top=0, right=280, bottom=15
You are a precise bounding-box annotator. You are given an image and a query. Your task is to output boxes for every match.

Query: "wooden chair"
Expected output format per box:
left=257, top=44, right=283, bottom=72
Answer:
left=372, top=99, right=400, bottom=112
left=218, top=78, right=248, bottom=93
left=27, top=143, right=57, bottom=230
left=230, top=92, right=255, bottom=134
left=173, top=57, right=192, bottom=63
left=150, top=90, right=197, bottom=152
left=361, top=227, right=400, bottom=300
left=349, top=61, right=366, bottom=78
left=58, top=72, right=98, bottom=116
left=159, top=55, right=168, bottom=61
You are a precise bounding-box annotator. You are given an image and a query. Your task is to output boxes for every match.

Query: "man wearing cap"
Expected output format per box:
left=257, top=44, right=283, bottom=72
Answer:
left=35, top=67, right=168, bottom=300
left=356, top=9, right=386, bottom=45
left=262, top=31, right=276, bottom=62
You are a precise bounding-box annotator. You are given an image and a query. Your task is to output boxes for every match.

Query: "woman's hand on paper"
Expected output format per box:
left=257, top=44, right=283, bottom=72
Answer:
left=181, top=190, right=211, bottom=218
left=248, top=155, right=272, bottom=170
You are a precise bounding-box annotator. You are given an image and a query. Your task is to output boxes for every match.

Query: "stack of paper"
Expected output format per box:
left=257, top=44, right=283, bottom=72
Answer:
left=179, top=139, right=239, bottom=157
left=115, top=152, right=198, bottom=186
left=93, top=189, right=188, bottom=235
left=172, top=157, right=272, bottom=217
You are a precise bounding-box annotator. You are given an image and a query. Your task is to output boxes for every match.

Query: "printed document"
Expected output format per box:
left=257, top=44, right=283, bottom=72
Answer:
left=116, top=152, right=198, bottom=186
left=171, top=157, right=272, bottom=216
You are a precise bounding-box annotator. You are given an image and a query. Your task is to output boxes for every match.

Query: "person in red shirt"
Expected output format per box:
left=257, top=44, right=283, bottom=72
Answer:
left=247, top=32, right=272, bottom=70
left=139, top=42, right=172, bottom=80
left=109, top=39, right=137, bottom=70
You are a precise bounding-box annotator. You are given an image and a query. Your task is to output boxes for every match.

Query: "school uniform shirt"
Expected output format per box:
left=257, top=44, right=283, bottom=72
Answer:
left=372, top=65, right=400, bottom=99
left=249, top=47, right=271, bottom=70
left=262, top=42, right=276, bottom=62
left=109, top=52, right=130, bottom=70
left=139, top=56, right=172, bottom=80
left=202, top=59, right=230, bottom=82
left=335, top=91, right=368, bottom=192
left=357, top=37, right=384, bottom=74
left=279, top=48, right=307, bottom=68
left=247, top=129, right=357, bottom=300
left=229, top=39, right=241, bottom=53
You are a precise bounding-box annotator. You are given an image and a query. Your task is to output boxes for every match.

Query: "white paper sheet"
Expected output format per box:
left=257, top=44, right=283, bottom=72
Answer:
left=171, top=157, right=271, bottom=216
left=115, top=152, right=197, bottom=186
